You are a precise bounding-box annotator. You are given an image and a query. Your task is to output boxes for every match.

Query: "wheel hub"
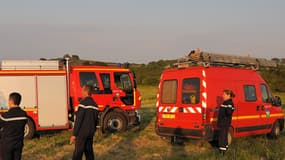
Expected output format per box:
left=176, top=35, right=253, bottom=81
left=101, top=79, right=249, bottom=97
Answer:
left=108, top=118, right=122, bottom=130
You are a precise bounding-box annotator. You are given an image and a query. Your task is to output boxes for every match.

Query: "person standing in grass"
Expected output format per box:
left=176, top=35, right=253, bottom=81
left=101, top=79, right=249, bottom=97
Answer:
left=70, top=85, right=99, bottom=160
left=0, top=92, right=27, bottom=160
left=217, top=89, right=235, bottom=155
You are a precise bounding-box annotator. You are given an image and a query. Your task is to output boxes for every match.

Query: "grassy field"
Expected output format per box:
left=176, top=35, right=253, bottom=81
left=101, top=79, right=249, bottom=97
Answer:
left=22, top=86, right=285, bottom=160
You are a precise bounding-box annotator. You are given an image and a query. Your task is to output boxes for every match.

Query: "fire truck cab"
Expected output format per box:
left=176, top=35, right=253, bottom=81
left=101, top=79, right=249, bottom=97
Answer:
left=155, top=51, right=284, bottom=144
left=70, top=66, right=141, bottom=133
left=0, top=60, right=141, bottom=138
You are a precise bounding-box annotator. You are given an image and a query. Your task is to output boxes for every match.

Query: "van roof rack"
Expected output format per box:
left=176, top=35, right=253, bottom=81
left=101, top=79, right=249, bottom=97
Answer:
left=173, top=48, right=277, bottom=70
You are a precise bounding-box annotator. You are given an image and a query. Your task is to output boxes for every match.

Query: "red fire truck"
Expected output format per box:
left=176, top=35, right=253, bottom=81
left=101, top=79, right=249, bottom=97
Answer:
left=0, top=59, right=141, bottom=139
left=155, top=50, right=284, bottom=144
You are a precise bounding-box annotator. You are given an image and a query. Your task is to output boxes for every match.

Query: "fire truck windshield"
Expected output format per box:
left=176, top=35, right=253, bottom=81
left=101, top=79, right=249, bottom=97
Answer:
left=114, top=72, right=133, bottom=91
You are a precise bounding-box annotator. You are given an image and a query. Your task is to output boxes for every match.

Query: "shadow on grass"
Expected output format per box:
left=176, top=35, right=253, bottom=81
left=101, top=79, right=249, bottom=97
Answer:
left=33, top=130, right=68, bottom=138
left=95, top=106, right=156, bottom=160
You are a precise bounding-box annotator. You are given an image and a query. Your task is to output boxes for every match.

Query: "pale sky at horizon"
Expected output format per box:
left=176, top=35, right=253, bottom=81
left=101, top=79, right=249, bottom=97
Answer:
left=0, top=0, right=284, bottom=63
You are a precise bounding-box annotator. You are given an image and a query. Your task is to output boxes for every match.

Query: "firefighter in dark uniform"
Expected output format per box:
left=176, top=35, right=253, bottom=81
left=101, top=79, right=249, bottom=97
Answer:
left=217, top=89, right=235, bottom=155
left=0, top=92, right=27, bottom=160
left=70, top=85, right=99, bottom=160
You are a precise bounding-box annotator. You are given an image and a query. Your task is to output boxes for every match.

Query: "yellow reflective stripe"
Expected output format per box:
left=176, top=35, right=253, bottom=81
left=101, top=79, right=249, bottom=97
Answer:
left=210, top=113, right=284, bottom=122
left=237, top=115, right=260, bottom=120
left=134, top=90, right=136, bottom=107
left=73, top=68, right=129, bottom=72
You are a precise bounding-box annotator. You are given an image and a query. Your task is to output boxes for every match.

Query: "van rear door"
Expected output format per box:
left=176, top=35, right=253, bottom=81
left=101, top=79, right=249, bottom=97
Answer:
left=157, top=72, right=204, bottom=138
left=179, top=78, right=203, bottom=131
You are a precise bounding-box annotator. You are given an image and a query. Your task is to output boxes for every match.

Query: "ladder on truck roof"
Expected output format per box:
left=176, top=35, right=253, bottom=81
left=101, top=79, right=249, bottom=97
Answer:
left=0, top=60, right=61, bottom=70
left=174, top=49, right=277, bottom=70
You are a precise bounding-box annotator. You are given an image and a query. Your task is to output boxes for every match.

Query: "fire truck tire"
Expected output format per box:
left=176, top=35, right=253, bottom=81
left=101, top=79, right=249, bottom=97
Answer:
left=269, top=121, right=280, bottom=138
left=103, top=111, right=127, bottom=133
left=24, top=118, right=35, bottom=139
left=227, top=127, right=234, bottom=146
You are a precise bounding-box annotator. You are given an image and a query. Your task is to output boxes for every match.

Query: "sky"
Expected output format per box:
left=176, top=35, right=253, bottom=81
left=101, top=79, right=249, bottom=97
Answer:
left=0, top=0, right=284, bottom=63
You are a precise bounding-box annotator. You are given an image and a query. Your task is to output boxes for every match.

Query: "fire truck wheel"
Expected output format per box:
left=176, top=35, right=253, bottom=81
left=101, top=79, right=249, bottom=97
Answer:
left=269, top=121, right=280, bottom=138
left=103, top=112, right=127, bottom=133
left=24, top=118, right=35, bottom=139
left=227, top=127, right=234, bottom=146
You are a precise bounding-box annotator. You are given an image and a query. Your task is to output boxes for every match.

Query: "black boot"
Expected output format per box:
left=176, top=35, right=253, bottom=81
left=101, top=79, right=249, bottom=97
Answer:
left=219, top=147, right=227, bottom=156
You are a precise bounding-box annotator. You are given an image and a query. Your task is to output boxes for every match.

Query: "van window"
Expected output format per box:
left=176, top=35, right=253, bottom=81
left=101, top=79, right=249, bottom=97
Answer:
left=244, top=85, right=257, bottom=101
left=79, top=72, right=98, bottom=88
left=260, top=84, right=272, bottom=103
left=182, top=78, right=200, bottom=104
left=161, top=80, right=177, bottom=104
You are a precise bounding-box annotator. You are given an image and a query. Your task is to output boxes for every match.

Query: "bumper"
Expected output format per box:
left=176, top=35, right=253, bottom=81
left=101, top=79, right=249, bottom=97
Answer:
left=127, top=109, right=141, bottom=125
left=135, top=110, right=141, bottom=123
left=156, top=125, right=213, bottom=141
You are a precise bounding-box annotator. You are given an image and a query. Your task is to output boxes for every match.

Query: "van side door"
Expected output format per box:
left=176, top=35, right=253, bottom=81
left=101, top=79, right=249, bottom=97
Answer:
left=235, top=83, right=262, bottom=136
left=258, top=84, right=274, bottom=133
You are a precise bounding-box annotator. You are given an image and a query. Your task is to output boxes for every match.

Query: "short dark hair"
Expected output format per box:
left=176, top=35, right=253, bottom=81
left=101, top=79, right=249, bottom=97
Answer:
left=83, top=85, right=92, bottom=96
left=9, top=92, right=22, bottom=105
left=224, top=89, right=235, bottom=98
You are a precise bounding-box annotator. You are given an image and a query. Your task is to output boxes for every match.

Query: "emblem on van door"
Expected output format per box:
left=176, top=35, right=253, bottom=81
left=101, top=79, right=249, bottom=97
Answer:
left=265, top=109, right=270, bottom=118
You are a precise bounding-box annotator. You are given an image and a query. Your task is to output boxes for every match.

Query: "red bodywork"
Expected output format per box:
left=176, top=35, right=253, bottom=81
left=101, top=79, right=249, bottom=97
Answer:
left=0, top=66, right=141, bottom=132
left=69, top=66, right=141, bottom=113
left=156, top=66, right=284, bottom=140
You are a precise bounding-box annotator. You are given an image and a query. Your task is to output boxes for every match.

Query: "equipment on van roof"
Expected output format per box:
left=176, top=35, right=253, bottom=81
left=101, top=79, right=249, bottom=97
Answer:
left=175, top=48, right=277, bottom=69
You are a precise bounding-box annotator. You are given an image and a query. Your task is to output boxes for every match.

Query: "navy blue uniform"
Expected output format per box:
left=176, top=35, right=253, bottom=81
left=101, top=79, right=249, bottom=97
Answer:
left=0, top=107, right=27, bottom=160
left=72, top=97, right=99, bottom=160
left=217, top=99, right=234, bottom=151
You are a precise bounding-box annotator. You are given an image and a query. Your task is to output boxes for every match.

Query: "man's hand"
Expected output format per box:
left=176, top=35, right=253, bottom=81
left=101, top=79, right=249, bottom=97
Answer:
left=70, top=136, right=76, bottom=144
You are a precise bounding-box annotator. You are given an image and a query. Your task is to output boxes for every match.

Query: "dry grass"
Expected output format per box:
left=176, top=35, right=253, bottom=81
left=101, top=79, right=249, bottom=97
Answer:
left=21, top=86, right=285, bottom=160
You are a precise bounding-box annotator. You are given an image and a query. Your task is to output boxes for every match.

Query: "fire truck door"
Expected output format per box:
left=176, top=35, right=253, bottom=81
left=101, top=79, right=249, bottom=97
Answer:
left=78, top=72, right=110, bottom=108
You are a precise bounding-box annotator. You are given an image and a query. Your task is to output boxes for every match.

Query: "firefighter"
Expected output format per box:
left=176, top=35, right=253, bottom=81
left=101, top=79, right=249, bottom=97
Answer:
left=217, top=89, right=235, bottom=155
left=0, top=92, right=27, bottom=160
left=70, top=85, right=99, bottom=160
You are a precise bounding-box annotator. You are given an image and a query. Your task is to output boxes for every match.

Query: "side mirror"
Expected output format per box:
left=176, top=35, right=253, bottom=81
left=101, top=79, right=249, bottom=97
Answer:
left=272, top=96, right=282, bottom=106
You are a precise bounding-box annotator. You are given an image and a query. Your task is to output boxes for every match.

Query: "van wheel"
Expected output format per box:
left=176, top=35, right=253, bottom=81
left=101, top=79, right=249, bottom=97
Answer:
left=227, top=127, right=234, bottom=146
left=24, top=118, right=35, bottom=139
left=103, top=111, right=127, bottom=133
left=269, top=121, right=280, bottom=138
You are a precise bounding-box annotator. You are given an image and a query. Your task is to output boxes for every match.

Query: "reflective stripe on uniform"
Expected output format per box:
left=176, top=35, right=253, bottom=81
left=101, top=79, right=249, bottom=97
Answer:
left=0, top=115, right=27, bottom=122
left=221, top=104, right=233, bottom=108
left=219, top=147, right=227, bottom=151
left=78, top=104, right=98, bottom=110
